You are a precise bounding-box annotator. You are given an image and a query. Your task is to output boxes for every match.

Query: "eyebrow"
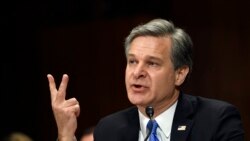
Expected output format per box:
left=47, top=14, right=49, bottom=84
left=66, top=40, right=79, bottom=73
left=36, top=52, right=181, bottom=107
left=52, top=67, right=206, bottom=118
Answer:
left=127, top=54, right=135, bottom=57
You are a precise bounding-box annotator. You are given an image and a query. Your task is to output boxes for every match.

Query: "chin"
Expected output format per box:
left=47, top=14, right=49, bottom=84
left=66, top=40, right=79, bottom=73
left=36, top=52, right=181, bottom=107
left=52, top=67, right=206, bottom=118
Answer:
left=128, top=96, right=147, bottom=106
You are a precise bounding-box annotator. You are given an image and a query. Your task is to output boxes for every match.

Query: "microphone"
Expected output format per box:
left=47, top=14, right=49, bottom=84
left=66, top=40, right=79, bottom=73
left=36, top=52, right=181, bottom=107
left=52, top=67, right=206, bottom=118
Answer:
left=146, top=106, right=154, bottom=120
left=144, top=106, right=154, bottom=141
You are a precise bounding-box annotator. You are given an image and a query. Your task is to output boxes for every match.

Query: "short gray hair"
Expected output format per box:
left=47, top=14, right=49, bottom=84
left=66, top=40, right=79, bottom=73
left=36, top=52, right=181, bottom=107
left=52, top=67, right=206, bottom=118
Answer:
left=124, top=19, right=193, bottom=73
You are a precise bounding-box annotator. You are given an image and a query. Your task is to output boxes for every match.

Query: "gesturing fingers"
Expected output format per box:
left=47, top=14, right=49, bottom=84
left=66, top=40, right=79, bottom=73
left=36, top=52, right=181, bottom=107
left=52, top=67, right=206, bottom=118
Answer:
left=47, top=73, right=79, bottom=137
left=47, top=74, right=69, bottom=103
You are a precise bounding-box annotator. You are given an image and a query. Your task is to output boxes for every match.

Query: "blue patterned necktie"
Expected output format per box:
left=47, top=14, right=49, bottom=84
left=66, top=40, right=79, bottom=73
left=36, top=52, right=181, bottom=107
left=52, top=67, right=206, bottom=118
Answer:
left=147, top=120, right=159, bottom=141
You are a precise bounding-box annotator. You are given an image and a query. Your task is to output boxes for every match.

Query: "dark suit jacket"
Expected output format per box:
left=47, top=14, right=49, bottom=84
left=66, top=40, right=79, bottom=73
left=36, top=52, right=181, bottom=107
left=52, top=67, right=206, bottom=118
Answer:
left=94, top=93, right=244, bottom=141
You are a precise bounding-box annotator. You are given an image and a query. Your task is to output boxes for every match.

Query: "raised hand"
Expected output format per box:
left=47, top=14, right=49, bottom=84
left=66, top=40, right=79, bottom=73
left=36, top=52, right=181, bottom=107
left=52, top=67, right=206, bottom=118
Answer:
left=47, top=74, right=80, bottom=141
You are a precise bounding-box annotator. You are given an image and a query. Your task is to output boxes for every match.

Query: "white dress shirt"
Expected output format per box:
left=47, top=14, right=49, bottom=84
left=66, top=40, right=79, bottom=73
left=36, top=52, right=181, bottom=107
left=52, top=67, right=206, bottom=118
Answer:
left=138, top=101, right=178, bottom=141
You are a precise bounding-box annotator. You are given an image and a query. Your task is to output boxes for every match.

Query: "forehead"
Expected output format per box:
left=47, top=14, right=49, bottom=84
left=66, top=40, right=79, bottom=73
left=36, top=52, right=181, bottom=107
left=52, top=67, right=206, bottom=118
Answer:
left=128, top=36, right=172, bottom=59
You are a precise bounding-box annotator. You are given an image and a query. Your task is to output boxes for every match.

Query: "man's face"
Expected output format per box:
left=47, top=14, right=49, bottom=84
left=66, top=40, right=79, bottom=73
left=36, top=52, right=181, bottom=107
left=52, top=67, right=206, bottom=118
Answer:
left=125, top=36, right=181, bottom=109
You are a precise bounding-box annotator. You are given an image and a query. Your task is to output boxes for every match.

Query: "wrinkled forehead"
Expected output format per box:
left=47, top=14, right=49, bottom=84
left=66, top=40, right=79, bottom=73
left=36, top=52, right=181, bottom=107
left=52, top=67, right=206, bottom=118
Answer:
left=127, top=36, right=172, bottom=59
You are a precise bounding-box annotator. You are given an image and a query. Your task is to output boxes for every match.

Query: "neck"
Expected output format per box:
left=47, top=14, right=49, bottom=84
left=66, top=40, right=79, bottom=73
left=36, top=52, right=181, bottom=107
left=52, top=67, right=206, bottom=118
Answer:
left=138, top=90, right=180, bottom=118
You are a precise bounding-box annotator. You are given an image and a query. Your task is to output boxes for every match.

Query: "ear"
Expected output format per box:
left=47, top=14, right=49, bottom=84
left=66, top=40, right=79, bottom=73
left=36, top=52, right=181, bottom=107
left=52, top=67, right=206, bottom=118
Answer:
left=175, top=65, right=189, bottom=86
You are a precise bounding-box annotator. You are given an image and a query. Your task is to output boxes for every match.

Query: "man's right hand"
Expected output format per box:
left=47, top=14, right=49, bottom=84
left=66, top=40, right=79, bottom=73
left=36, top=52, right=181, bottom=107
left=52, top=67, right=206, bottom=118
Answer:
left=47, top=74, right=80, bottom=141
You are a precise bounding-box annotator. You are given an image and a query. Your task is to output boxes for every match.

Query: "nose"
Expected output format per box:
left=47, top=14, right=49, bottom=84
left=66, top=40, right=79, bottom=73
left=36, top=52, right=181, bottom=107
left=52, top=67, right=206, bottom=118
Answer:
left=133, top=64, right=147, bottom=79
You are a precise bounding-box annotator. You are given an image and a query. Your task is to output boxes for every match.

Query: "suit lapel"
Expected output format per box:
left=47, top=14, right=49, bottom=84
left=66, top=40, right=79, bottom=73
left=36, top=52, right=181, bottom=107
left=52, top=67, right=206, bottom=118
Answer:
left=171, top=119, right=193, bottom=141
left=171, top=93, right=197, bottom=141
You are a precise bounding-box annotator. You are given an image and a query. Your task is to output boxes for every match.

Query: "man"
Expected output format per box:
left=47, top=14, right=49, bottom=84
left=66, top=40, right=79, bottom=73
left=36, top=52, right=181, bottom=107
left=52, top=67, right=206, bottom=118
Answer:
left=47, top=19, right=244, bottom=141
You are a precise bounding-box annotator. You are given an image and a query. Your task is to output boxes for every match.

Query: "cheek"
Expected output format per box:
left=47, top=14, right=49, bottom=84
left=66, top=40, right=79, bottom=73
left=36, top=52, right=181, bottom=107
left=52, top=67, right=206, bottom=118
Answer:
left=151, top=72, right=175, bottom=89
left=151, top=76, right=175, bottom=100
left=125, top=68, right=131, bottom=85
left=125, top=66, right=134, bottom=76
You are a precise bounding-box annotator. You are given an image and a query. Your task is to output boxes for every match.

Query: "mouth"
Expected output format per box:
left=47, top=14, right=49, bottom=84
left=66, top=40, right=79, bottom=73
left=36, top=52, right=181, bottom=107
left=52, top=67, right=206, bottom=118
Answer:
left=131, top=84, right=148, bottom=92
left=133, top=84, right=143, bottom=88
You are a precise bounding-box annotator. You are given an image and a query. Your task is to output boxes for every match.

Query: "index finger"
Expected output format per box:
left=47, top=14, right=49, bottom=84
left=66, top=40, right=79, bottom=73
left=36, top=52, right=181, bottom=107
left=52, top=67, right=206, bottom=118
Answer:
left=47, top=74, right=57, bottom=101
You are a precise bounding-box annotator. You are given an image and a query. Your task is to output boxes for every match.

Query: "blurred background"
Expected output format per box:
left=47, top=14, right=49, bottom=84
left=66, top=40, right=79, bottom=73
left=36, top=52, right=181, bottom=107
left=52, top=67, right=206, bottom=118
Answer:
left=1, top=0, right=250, bottom=140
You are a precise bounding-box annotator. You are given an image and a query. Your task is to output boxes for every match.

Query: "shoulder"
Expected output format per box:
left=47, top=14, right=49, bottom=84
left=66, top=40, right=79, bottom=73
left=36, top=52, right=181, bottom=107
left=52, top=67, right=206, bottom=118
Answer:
left=182, top=93, right=239, bottom=113
left=181, top=93, right=243, bottom=127
left=196, top=95, right=239, bottom=114
left=100, top=106, right=138, bottom=121
left=95, top=106, right=138, bottom=129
